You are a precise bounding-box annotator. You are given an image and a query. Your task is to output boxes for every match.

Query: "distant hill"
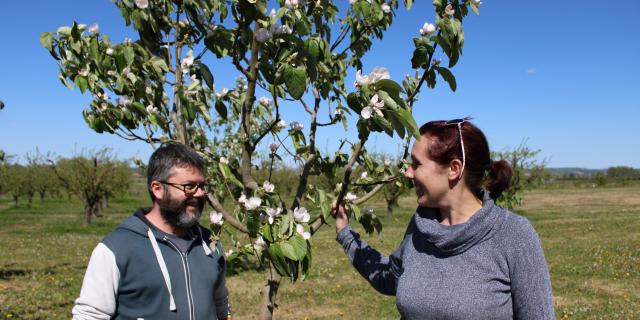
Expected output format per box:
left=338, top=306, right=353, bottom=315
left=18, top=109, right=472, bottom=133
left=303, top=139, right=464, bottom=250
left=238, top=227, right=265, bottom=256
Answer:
left=546, top=167, right=606, bottom=177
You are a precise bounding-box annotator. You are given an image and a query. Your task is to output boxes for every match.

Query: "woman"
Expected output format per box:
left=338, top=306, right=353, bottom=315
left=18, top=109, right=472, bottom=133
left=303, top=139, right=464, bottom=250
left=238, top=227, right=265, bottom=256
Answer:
left=333, top=119, right=555, bottom=319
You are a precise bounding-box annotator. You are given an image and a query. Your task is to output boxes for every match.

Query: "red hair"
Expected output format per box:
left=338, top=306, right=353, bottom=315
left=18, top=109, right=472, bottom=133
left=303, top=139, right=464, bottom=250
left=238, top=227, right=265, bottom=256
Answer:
left=419, top=119, right=512, bottom=200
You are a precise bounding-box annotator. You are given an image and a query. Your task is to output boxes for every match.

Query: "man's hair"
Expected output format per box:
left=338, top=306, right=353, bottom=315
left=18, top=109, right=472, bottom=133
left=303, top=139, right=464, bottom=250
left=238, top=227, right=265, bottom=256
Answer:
left=147, top=143, right=205, bottom=201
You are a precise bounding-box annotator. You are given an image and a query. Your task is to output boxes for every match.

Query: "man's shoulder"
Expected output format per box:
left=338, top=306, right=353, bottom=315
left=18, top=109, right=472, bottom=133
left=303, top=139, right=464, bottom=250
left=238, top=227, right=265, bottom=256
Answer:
left=101, top=214, right=148, bottom=251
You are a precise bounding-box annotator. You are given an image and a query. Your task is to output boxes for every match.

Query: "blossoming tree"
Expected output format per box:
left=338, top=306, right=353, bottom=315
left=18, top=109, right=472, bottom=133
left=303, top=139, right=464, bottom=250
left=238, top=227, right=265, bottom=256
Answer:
left=42, top=0, right=480, bottom=317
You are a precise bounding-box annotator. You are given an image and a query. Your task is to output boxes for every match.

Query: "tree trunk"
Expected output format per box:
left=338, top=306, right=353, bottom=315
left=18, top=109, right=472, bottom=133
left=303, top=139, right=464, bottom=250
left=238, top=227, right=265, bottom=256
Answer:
left=260, top=264, right=282, bottom=320
left=84, top=204, right=93, bottom=226
left=39, top=191, right=46, bottom=202
left=386, top=201, right=394, bottom=217
left=13, top=195, right=18, bottom=205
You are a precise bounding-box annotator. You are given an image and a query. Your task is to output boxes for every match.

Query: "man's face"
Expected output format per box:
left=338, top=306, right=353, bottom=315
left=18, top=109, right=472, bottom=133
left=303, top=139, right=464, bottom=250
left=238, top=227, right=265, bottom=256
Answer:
left=157, top=166, right=206, bottom=230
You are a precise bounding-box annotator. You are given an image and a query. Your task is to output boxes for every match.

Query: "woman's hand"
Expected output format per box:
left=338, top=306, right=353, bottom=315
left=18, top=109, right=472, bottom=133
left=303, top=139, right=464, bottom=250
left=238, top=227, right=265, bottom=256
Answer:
left=331, top=201, right=350, bottom=233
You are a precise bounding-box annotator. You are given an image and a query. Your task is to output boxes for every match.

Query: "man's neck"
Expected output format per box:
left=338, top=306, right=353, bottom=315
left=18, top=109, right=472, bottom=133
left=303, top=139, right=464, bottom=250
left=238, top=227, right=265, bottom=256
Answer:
left=146, top=204, right=190, bottom=236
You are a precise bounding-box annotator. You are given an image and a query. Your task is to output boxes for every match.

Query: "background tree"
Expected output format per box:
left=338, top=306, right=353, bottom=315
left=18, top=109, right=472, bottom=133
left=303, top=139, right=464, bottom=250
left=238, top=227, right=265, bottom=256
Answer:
left=43, top=0, right=481, bottom=317
left=606, top=166, right=640, bottom=182
left=492, top=140, right=549, bottom=209
left=50, top=150, right=133, bottom=225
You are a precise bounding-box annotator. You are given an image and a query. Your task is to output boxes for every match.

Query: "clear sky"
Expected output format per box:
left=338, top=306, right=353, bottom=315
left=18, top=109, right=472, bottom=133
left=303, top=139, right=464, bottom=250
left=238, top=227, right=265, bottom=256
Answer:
left=1, top=1, right=639, bottom=169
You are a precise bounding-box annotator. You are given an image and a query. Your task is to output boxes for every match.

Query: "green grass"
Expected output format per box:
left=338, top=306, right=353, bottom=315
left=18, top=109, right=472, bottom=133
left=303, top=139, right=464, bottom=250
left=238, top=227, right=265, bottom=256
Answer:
left=1, top=186, right=638, bottom=319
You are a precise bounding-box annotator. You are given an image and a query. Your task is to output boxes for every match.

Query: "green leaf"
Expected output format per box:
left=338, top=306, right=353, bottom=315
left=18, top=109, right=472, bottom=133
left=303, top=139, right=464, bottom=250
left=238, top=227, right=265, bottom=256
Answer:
left=283, top=65, right=307, bottom=100
left=385, top=109, right=406, bottom=139
left=346, top=92, right=363, bottom=114
left=411, top=46, right=428, bottom=69
left=396, top=107, right=420, bottom=139
left=197, top=102, right=211, bottom=123
left=218, top=162, right=243, bottom=188
left=280, top=234, right=307, bottom=261
left=123, top=46, right=135, bottom=66
left=359, top=211, right=383, bottom=234
left=374, top=79, right=403, bottom=98
left=199, top=64, right=214, bottom=89
left=247, top=213, right=259, bottom=238
left=74, top=76, right=88, bottom=93
left=267, top=244, right=292, bottom=277
left=215, top=100, right=227, bottom=120
left=435, top=66, right=456, bottom=92
left=57, top=26, right=71, bottom=36
left=40, top=32, right=54, bottom=51
left=262, top=224, right=274, bottom=242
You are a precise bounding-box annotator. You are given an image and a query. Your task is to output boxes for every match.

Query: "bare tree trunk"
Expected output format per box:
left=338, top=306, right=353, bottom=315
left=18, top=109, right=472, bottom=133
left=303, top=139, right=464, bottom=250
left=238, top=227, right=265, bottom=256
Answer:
left=84, top=204, right=93, bottom=226
left=260, top=264, right=282, bottom=320
left=39, top=191, right=46, bottom=202
left=386, top=201, right=394, bottom=217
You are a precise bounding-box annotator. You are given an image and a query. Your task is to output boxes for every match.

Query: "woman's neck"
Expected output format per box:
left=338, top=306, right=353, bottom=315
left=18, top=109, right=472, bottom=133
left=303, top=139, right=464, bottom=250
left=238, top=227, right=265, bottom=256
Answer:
left=437, top=188, right=483, bottom=225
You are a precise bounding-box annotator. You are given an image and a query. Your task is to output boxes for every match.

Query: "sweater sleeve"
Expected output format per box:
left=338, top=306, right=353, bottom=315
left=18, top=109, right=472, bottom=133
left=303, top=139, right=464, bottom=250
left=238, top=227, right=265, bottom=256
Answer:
left=506, top=217, right=555, bottom=320
left=72, top=243, right=120, bottom=320
left=336, top=225, right=403, bottom=295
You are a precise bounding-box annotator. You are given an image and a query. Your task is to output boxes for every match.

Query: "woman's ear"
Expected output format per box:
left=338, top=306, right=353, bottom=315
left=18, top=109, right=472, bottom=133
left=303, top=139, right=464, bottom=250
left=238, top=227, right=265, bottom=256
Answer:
left=448, top=159, right=464, bottom=181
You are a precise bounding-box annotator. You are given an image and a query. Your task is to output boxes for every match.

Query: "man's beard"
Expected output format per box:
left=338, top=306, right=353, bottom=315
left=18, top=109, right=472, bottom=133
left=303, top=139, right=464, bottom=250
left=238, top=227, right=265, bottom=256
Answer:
left=159, top=191, right=205, bottom=229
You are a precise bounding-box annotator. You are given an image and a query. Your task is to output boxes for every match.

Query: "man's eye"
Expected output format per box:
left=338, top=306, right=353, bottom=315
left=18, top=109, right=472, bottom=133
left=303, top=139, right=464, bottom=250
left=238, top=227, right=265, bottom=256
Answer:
left=184, top=184, right=198, bottom=191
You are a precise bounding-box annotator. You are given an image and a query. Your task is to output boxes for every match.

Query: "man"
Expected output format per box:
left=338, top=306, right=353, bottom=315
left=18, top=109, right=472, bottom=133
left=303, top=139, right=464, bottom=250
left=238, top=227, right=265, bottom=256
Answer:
left=72, top=143, right=231, bottom=319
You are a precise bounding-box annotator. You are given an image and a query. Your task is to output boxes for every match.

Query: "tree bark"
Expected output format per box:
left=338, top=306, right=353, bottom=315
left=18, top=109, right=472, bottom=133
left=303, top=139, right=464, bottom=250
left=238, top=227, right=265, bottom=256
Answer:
left=386, top=201, right=394, bottom=217
left=260, top=264, right=282, bottom=320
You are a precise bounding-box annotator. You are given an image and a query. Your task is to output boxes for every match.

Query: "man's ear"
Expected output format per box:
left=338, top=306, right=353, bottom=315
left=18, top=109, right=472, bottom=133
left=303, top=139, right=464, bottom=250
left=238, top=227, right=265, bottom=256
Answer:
left=150, top=181, right=165, bottom=200
left=448, top=159, right=463, bottom=181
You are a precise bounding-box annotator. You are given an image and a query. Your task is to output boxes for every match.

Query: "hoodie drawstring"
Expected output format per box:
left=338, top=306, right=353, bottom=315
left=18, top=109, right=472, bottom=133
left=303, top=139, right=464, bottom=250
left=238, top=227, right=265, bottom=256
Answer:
left=197, top=227, right=213, bottom=256
left=147, top=228, right=177, bottom=311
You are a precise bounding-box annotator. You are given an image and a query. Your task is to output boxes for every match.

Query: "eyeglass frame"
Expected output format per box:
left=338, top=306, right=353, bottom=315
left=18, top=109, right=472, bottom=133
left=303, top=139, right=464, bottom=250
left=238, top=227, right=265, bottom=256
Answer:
left=427, top=118, right=470, bottom=179
left=158, top=180, right=211, bottom=195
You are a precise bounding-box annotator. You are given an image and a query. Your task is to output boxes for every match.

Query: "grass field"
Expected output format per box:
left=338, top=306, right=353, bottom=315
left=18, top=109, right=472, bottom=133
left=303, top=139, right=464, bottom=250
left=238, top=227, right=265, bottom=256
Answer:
left=1, top=185, right=638, bottom=319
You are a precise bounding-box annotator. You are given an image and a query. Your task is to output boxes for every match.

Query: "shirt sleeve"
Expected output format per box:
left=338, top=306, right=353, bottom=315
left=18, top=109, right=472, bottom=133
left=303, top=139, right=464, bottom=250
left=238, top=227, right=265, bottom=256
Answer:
left=72, top=242, right=120, bottom=320
left=507, top=218, right=555, bottom=320
left=213, top=242, right=231, bottom=319
left=336, top=225, right=404, bottom=295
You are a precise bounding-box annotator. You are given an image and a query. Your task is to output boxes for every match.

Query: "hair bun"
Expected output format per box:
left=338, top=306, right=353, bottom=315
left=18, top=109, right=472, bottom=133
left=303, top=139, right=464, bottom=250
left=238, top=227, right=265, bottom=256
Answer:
left=487, top=159, right=513, bottom=200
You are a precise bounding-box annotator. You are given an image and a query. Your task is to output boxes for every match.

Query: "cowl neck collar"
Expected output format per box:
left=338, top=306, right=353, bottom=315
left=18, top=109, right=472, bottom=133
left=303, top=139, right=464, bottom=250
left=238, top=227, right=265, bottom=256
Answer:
left=413, top=192, right=507, bottom=256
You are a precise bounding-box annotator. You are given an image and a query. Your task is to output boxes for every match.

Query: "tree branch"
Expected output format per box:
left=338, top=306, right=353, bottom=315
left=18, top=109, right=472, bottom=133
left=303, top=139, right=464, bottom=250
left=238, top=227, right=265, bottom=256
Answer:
left=206, top=193, right=248, bottom=233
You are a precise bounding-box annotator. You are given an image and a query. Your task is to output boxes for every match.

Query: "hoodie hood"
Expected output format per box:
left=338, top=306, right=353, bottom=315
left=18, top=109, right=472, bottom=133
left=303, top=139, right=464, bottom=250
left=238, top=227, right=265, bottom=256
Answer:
left=413, top=192, right=507, bottom=256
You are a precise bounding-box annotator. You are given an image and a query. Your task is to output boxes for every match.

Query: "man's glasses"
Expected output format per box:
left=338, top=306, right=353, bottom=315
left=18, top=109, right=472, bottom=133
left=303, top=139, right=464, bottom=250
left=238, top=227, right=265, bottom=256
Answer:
left=160, top=181, right=211, bottom=195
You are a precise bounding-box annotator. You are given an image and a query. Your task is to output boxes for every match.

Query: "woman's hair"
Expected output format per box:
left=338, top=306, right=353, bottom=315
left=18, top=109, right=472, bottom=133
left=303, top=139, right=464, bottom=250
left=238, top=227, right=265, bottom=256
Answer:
left=419, top=118, right=512, bottom=200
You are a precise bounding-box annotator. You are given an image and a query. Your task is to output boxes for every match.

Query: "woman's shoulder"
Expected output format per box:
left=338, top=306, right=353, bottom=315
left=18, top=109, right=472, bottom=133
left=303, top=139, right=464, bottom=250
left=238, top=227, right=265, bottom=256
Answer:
left=493, top=208, right=542, bottom=246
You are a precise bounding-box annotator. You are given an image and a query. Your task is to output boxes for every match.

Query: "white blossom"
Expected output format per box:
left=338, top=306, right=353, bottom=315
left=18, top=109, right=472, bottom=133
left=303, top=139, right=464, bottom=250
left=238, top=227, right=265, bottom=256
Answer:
left=216, top=88, right=229, bottom=99
left=122, top=67, right=130, bottom=77
left=290, top=121, right=304, bottom=131
left=255, top=236, right=266, bottom=246
left=263, top=181, right=275, bottom=193
left=471, top=0, right=482, bottom=5
left=118, top=95, right=131, bottom=106
left=361, top=94, right=384, bottom=119
left=293, top=207, right=310, bottom=223
left=255, top=28, right=273, bottom=43
left=146, top=104, right=159, bottom=114
left=360, top=171, right=368, bottom=179
left=244, top=197, right=262, bottom=211
left=345, top=192, right=358, bottom=202
left=269, top=143, right=279, bottom=153
left=99, top=102, right=108, bottom=112
left=219, top=156, right=229, bottom=164
left=124, top=37, right=132, bottom=44
left=181, top=50, right=194, bottom=69
left=265, top=207, right=282, bottom=224
left=89, top=23, right=99, bottom=35
left=78, top=68, right=89, bottom=77
left=210, top=211, right=224, bottom=225
left=269, top=9, right=277, bottom=18
left=381, top=3, right=391, bottom=13
left=135, top=0, right=149, bottom=9
left=224, top=249, right=234, bottom=258
left=384, top=159, right=392, bottom=166
left=296, top=224, right=311, bottom=240
left=349, top=0, right=356, bottom=4
left=285, top=0, right=299, bottom=9
left=277, top=119, right=287, bottom=128
left=259, top=96, right=271, bottom=106
left=420, top=22, right=436, bottom=36
left=354, top=67, right=390, bottom=87
left=273, top=25, right=292, bottom=35
left=238, top=193, right=247, bottom=204
left=106, top=48, right=114, bottom=55
left=445, top=4, right=455, bottom=16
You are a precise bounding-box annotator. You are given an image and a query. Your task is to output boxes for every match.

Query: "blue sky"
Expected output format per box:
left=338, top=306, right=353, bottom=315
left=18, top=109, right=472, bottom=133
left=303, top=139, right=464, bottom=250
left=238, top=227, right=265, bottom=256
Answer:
left=1, top=1, right=639, bottom=169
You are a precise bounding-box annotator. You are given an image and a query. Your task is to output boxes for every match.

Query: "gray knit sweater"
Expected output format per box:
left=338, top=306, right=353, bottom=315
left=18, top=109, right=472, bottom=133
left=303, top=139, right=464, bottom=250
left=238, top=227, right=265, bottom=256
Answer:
left=336, top=196, right=555, bottom=320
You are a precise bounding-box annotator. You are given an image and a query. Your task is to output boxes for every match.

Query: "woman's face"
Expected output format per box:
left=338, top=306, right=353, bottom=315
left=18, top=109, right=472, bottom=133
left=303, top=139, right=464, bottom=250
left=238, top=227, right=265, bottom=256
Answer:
left=404, top=136, right=451, bottom=208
